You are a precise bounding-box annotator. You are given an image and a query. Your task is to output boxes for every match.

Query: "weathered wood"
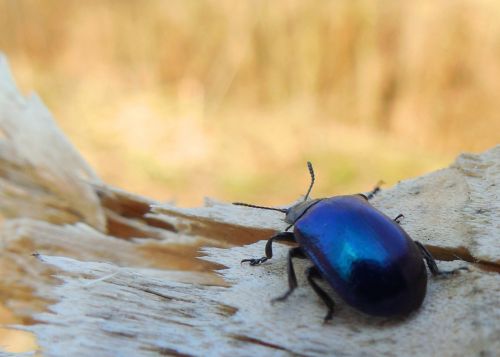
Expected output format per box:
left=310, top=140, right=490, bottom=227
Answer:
left=0, top=55, right=227, bottom=324
left=0, top=56, right=104, bottom=230
left=0, top=53, right=498, bottom=356
left=24, top=248, right=499, bottom=357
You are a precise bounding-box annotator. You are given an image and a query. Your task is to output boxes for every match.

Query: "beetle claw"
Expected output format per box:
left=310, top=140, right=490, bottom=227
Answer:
left=437, top=266, right=469, bottom=277
left=271, top=292, right=292, bottom=304
left=270, top=297, right=281, bottom=305
left=241, top=257, right=268, bottom=266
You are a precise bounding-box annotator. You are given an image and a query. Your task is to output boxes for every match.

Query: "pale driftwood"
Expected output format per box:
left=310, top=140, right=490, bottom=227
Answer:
left=25, top=248, right=500, bottom=357
left=0, top=56, right=104, bottom=230
left=0, top=54, right=498, bottom=356
left=0, top=54, right=229, bottom=324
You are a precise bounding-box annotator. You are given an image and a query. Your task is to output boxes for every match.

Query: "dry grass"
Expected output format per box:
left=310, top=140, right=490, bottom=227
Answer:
left=0, top=0, right=498, bottom=207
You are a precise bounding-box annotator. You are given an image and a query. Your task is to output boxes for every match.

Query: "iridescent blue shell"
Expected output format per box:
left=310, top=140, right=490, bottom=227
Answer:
left=294, top=195, right=427, bottom=316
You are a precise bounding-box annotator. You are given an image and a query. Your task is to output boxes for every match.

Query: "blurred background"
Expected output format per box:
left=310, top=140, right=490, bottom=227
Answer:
left=1, top=0, right=499, bottom=208
left=0, top=0, right=499, bottom=352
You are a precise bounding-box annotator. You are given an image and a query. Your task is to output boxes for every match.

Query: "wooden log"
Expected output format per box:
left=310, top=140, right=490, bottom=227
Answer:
left=0, top=54, right=498, bottom=356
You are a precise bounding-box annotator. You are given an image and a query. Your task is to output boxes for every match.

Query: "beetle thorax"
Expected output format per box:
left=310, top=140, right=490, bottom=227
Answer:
left=285, top=198, right=323, bottom=224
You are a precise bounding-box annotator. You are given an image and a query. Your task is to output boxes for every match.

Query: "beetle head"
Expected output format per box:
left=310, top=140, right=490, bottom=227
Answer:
left=284, top=198, right=322, bottom=224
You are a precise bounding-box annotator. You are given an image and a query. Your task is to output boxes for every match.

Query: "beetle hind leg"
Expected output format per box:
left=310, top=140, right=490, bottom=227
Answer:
left=271, top=247, right=306, bottom=303
left=364, top=180, right=385, bottom=200
left=306, top=266, right=336, bottom=322
left=241, top=232, right=295, bottom=266
left=415, top=241, right=469, bottom=276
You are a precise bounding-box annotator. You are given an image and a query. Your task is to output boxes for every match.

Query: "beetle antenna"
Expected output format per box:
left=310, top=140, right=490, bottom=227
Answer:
left=303, top=161, right=315, bottom=201
left=233, top=202, right=288, bottom=213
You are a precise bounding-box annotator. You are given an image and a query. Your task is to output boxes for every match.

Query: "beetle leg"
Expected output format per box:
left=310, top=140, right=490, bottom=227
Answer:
left=306, top=266, right=335, bottom=322
left=364, top=180, right=385, bottom=200
left=415, top=241, right=469, bottom=276
left=241, top=232, right=295, bottom=266
left=393, top=214, right=404, bottom=224
left=271, top=247, right=306, bottom=303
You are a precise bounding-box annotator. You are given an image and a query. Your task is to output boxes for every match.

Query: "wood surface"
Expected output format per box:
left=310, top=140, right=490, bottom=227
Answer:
left=0, top=54, right=498, bottom=356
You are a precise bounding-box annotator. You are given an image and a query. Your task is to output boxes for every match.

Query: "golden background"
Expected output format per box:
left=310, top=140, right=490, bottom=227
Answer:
left=2, top=1, right=499, bottom=207
left=0, top=1, right=499, bottom=351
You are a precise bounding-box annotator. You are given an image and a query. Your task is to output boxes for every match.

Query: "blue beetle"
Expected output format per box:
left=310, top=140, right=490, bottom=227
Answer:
left=234, top=162, right=464, bottom=321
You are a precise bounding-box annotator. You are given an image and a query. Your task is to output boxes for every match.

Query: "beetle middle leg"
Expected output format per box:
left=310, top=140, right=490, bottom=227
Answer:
left=415, top=241, right=468, bottom=276
left=271, top=247, right=306, bottom=303
left=241, top=232, right=295, bottom=266
left=306, top=266, right=336, bottom=322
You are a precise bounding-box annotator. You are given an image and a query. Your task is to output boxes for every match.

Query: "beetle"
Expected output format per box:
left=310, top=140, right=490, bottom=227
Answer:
left=234, top=162, right=465, bottom=321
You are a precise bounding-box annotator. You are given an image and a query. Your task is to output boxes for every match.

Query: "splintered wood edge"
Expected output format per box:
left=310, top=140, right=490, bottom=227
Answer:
left=22, top=250, right=500, bottom=357
left=0, top=55, right=105, bottom=230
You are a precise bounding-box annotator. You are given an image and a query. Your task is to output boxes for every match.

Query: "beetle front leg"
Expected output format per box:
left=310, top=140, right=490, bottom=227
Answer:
left=415, top=241, right=468, bottom=276
left=241, top=232, right=295, bottom=266
left=271, top=247, right=306, bottom=303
